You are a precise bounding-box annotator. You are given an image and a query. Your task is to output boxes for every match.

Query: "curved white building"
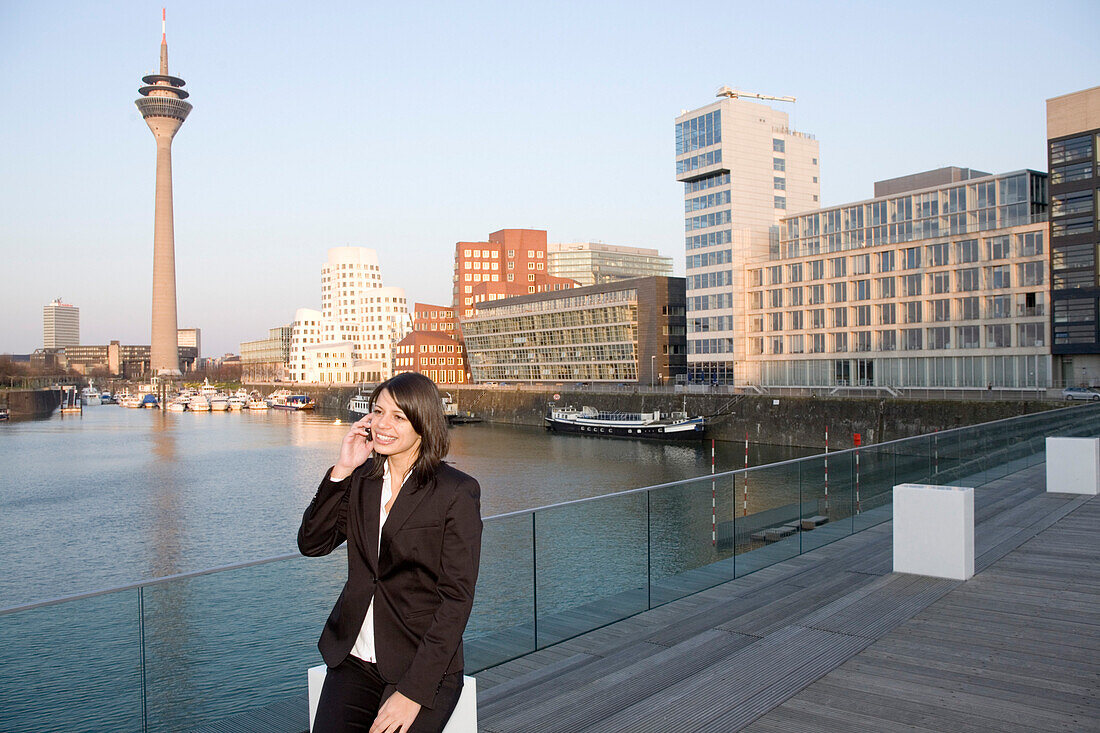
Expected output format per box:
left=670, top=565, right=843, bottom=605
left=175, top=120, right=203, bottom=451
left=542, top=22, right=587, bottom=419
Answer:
left=288, top=248, right=412, bottom=384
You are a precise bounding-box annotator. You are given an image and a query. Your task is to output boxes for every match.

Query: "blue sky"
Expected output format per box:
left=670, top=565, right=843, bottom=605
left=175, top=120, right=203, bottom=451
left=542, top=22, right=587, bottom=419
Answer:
left=2, top=0, right=1098, bottom=356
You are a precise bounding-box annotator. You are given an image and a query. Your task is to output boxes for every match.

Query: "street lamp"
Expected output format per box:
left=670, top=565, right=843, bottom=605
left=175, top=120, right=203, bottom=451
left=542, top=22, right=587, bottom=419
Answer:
left=651, top=355, right=656, bottom=386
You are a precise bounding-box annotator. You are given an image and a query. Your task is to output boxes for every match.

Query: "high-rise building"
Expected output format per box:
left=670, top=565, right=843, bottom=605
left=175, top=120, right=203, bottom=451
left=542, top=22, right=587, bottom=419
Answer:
left=43, top=298, right=79, bottom=349
left=546, top=242, right=673, bottom=286
left=676, top=90, right=820, bottom=384
left=1047, top=86, right=1100, bottom=386
left=453, top=229, right=577, bottom=319
left=135, top=11, right=191, bottom=379
left=745, top=168, right=1049, bottom=390
left=287, top=247, right=411, bottom=383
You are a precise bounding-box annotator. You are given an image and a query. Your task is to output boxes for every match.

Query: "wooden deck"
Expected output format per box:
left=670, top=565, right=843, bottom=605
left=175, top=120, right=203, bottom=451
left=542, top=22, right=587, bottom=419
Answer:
left=474, top=463, right=1100, bottom=732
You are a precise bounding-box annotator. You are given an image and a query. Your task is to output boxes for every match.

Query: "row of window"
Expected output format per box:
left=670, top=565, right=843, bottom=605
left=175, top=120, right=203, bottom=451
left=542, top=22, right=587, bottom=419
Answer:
left=686, top=248, right=732, bottom=270
left=676, top=149, right=722, bottom=176
left=684, top=172, right=730, bottom=194
left=744, top=323, right=1046, bottom=356
left=686, top=209, right=731, bottom=231
left=675, top=110, right=721, bottom=156
left=750, top=295, right=1044, bottom=331
left=750, top=265, right=1044, bottom=307
left=686, top=229, right=732, bottom=251
left=461, top=249, right=545, bottom=259
left=754, top=233, right=1044, bottom=286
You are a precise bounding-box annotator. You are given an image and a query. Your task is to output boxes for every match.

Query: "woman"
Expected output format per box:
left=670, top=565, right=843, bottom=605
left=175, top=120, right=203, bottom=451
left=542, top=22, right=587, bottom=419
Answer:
left=299, top=373, right=482, bottom=733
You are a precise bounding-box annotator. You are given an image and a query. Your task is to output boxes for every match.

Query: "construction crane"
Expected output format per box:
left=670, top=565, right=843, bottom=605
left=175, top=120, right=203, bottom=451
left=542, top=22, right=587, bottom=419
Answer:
left=715, top=85, right=795, bottom=103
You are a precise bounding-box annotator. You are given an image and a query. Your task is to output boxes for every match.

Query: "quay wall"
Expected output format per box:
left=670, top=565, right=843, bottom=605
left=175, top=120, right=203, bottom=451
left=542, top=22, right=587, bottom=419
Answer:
left=3, top=388, right=62, bottom=419
left=244, top=383, right=1059, bottom=449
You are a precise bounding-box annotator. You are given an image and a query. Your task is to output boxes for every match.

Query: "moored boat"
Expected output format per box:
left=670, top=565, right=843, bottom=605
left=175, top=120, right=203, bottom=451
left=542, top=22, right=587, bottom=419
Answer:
left=545, top=404, right=706, bottom=440
left=140, top=394, right=160, bottom=409
left=81, top=387, right=102, bottom=406
left=188, top=394, right=212, bottom=412
left=209, top=394, right=230, bottom=411
left=166, top=397, right=189, bottom=412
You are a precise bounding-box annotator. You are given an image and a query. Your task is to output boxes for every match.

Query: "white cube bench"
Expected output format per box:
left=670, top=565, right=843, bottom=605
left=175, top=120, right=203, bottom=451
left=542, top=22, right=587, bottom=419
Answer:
left=893, top=483, right=974, bottom=581
left=308, top=664, right=478, bottom=732
left=1046, top=437, right=1100, bottom=495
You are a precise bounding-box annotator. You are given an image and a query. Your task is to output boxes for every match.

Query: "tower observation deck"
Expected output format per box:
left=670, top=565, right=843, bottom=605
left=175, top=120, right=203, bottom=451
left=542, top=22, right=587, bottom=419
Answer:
left=135, top=11, right=191, bottom=381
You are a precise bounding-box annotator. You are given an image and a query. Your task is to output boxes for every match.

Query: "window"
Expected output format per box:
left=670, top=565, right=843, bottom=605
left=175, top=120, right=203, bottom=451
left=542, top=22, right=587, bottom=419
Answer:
left=809, top=284, right=825, bottom=305
left=987, top=236, right=1011, bottom=260
left=749, top=269, right=763, bottom=287
left=774, top=177, right=786, bottom=190
left=768, top=265, right=783, bottom=285
left=877, top=250, right=895, bottom=272
left=832, top=307, right=847, bottom=328
left=810, top=309, right=826, bottom=328
left=958, top=296, right=979, bottom=320
left=831, top=282, right=846, bottom=302
left=853, top=254, right=871, bottom=275
left=773, top=157, right=785, bottom=171
left=986, top=324, right=1011, bottom=347
left=854, top=280, right=870, bottom=300
left=903, top=328, right=922, bottom=350
left=770, top=336, right=784, bottom=354
left=788, top=263, right=803, bottom=282
left=933, top=299, right=951, bottom=322
left=1018, top=231, right=1044, bottom=256
left=931, top=271, right=950, bottom=294
left=986, top=265, right=1011, bottom=289
left=955, top=239, right=978, bottom=263
left=788, top=334, right=804, bottom=353
left=903, top=273, right=922, bottom=297
left=855, top=305, right=871, bottom=326
left=768, top=289, right=783, bottom=308
left=903, top=247, right=921, bottom=269
left=788, top=287, right=804, bottom=306
left=830, top=257, right=847, bottom=278
left=878, top=330, right=897, bottom=351
left=878, top=302, right=896, bottom=325
left=833, top=333, right=848, bottom=353
left=773, top=139, right=785, bottom=152
left=528, top=273, right=536, bottom=282
left=1018, top=261, right=1044, bottom=286
left=774, top=196, right=787, bottom=209
left=988, top=294, right=1011, bottom=319
left=905, top=301, right=922, bottom=323
left=957, top=268, right=979, bottom=291
left=927, top=242, right=949, bottom=266
left=810, top=260, right=824, bottom=280
left=928, top=327, right=950, bottom=350
left=789, top=310, right=804, bottom=330
left=1018, top=322, right=1045, bottom=347
left=811, top=333, right=825, bottom=353
left=769, top=313, right=783, bottom=331
left=877, top=276, right=895, bottom=299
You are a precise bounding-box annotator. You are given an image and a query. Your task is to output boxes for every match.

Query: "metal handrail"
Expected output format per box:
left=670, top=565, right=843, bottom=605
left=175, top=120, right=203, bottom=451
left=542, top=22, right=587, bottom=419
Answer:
left=3, top=400, right=1093, bottom=617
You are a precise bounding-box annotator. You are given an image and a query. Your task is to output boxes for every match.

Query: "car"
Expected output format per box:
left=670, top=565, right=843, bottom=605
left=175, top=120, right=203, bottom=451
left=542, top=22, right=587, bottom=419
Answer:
left=1061, top=386, right=1100, bottom=401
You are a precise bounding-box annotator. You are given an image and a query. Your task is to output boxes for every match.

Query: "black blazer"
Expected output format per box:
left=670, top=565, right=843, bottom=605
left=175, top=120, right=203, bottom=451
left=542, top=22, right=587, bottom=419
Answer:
left=298, top=458, right=482, bottom=709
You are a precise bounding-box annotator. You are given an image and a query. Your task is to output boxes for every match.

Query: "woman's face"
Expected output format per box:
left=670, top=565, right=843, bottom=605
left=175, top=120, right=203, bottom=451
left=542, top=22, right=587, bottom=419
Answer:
left=370, top=389, right=422, bottom=463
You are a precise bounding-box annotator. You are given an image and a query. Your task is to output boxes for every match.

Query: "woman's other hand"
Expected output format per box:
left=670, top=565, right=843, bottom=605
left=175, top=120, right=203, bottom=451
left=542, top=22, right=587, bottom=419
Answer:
left=369, top=689, right=421, bottom=733
left=331, top=415, right=373, bottom=480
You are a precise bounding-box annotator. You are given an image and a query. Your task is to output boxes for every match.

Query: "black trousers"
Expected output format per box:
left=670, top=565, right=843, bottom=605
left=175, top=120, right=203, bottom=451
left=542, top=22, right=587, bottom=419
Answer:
left=313, top=655, right=463, bottom=733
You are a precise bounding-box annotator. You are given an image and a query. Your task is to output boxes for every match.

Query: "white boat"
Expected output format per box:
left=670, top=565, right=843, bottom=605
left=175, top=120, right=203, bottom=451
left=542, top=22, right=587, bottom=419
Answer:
left=188, top=395, right=212, bottom=412
left=166, top=397, right=189, bottom=412
left=81, top=387, right=101, bottom=406
left=247, top=397, right=269, bottom=410
left=227, top=395, right=248, bottom=410
left=348, top=391, right=371, bottom=417
left=209, top=394, right=230, bottom=411
left=121, top=394, right=143, bottom=409
left=545, top=404, right=706, bottom=440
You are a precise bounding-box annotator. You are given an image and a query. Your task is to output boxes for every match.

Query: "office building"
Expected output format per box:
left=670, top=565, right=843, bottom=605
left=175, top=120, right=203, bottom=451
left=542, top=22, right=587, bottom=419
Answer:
left=463, top=276, right=686, bottom=384
left=676, top=89, right=820, bottom=385
left=1047, top=86, right=1100, bottom=386
left=64, top=342, right=197, bottom=378
left=177, top=328, right=200, bottom=360
left=287, top=247, right=411, bottom=384
left=240, top=326, right=292, bottom=382
left=745, top=168, right=1050, bottom=389
left=43, top=298, right=79, bottom=349
left=546, top=242, right=673, bottom=286
left=135, top=12, right=191, bottom=379
left=453, top=229, right=577, bottom=320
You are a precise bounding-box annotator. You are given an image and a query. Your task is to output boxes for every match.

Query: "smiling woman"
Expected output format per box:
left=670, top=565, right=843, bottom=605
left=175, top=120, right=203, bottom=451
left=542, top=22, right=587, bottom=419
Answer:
left=298, top=372, right=483, bottom=733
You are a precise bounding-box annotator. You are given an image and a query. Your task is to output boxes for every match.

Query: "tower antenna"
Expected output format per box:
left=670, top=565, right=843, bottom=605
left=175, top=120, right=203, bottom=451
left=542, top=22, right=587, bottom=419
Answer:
left=162, top=8, right=166, bottom=43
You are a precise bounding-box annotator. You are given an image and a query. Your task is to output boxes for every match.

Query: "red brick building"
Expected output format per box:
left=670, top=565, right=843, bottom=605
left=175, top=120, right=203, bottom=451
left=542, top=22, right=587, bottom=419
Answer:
left=394, top=330, right=468, bottom=385
left=452, top=229, right=577, bottom=319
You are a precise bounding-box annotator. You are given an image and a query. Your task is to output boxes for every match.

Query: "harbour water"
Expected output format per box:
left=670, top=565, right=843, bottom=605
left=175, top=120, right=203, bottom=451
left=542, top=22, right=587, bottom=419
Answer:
left=1, top=404, right=811, bottom=609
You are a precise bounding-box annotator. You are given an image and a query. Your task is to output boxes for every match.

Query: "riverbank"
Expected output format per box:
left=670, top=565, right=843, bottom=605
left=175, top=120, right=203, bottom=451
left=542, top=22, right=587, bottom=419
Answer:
left=244, top=383, right=1058, bottom=449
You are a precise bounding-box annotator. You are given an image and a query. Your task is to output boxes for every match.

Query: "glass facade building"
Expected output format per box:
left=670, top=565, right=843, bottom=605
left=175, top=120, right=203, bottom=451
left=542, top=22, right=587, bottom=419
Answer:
left=546, top=242, right=673, bottom=287
left=1047, top=86, right=1100, bottom=387
left=746, top=169, right=1051, bottom=389
left=463, top=277, right=686, bottom=384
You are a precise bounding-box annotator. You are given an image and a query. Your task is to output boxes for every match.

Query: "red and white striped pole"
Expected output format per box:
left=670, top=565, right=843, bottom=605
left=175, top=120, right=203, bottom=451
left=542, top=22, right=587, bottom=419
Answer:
left=711, top=439, right=716, bottom=546
left=854, top=432, right=862, bottom=515
left=743, top=431, right=749, bottom=517
left=824, top=425, right=829, bottom=514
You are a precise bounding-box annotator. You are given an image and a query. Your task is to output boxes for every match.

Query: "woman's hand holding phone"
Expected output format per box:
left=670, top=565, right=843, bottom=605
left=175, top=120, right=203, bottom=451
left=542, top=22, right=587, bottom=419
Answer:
left=332, top=415, right=374, bottom=480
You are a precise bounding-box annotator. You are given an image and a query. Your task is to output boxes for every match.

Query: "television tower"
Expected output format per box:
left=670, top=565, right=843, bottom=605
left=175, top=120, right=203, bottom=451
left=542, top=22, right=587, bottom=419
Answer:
left=135, top=9, right=191, bottom=380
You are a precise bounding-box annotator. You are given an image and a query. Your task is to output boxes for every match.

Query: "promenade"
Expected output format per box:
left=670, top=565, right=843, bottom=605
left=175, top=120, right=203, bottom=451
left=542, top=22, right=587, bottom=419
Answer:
left=474, top=462, right=1099, bottom=732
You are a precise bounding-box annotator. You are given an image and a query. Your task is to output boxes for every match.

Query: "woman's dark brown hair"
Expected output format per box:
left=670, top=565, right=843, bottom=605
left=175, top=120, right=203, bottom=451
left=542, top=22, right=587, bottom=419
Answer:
left=364, top=372, right=450, bottom=487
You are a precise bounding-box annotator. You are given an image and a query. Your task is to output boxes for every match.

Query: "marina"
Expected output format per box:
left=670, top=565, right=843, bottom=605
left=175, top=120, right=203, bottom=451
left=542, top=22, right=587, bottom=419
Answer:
left=545, top=403, right=706, bottom=439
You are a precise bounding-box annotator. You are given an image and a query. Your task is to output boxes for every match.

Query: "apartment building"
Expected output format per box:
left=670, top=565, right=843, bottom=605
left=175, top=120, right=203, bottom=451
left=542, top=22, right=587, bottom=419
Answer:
left=745, top=168, right=1050, bottom=389
left=546, top=242, right=673, bottom=286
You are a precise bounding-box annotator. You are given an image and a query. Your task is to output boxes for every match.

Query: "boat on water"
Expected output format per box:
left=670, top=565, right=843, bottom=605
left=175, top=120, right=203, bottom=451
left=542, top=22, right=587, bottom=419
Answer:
left=0, top=407, right=9, bottom=421
left=100, top=392, right=116, bottom=405
left=270, top=393, right=315, bottom=410
left=209, top=394, right=230, bottom=411
left=188, top=394, right=212, bottom=412
left=247, top=394, right=269, bottom=410
left=226, top=395, right=248, bottom=410
left=81, top=387, right=102, bottom=406
left=544, top=404, right=706, bottom=440
left=348, top=390, right=371, bottom=418
left=166, top=396, right=188, bottom=412
left=140, top=394, right=160, bottom=409
left=120, top=393, right=143, bottom=409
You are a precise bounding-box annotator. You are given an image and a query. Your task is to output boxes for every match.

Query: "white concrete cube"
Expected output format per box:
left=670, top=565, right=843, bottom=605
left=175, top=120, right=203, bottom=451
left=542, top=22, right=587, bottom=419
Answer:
left=893, top=483, right=974, bottom=581
left=308, top=664, right=478, bottom=732
left=1046, top=437, right=1100, bottom=495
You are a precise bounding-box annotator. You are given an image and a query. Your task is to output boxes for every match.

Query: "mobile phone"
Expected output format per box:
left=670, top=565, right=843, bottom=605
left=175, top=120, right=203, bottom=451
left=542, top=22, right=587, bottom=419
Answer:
left=365, top=427, right=372, bottom=440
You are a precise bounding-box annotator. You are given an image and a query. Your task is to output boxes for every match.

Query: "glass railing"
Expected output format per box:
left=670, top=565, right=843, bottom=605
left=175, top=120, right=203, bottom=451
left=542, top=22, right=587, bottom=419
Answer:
left=2, top=402, right=1098, bottom=731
